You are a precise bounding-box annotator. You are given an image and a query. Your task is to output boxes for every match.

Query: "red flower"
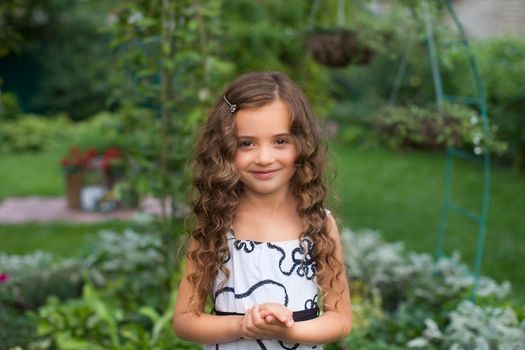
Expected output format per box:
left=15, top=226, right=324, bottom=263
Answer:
left=104, top=147, right=121, bottom=159
left=85, top=148, right=98, bottom=160
left=0, top=273, right=9, bottom=283
left=61, top=146, right=123, bottom=174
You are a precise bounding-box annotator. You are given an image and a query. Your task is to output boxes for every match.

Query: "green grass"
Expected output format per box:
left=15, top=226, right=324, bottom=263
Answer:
left=0, top=149, right=66, bottom=201
left=0, top=221, right=129, bottom=258
left=331, top=142, right=525, bottom=302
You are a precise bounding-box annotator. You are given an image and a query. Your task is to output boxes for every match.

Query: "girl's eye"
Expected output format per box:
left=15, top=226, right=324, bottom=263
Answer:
left=275, top=138, right=290, bottom=145
left=238, top=140, right=253, bottom=148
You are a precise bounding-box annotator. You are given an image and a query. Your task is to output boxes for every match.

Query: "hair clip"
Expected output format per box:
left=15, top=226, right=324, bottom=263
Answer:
left=223, top=95, right=237, bottom=113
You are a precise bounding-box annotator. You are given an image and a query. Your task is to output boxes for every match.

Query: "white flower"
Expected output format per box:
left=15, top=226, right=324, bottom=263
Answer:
left=470, top=114, right=479, bottom=125
left=407, top=337, right=428, bottom=348
left=474, top=146, right=482, bottom=155
left=473, top=132, right=482, bottom=145
left=127, top=11, right=144, bottom=25
left=198, top=88, right=210, bottom=102
left=423, top=318, right=443, bottom=339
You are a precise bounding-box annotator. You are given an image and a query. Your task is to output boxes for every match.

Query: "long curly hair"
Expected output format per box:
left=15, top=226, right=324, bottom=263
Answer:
left=187, top=71, right=343, bottom=312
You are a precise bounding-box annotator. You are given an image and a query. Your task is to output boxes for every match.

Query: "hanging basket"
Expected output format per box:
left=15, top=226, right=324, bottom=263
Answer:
left=305, top=29, right=375, bottom=67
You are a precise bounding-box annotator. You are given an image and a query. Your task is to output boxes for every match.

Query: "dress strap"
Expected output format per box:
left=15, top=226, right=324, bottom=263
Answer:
left=226, top=228, right=236, bottom=240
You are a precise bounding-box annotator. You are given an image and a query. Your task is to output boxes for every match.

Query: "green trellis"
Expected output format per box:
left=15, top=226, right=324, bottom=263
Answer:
left=422, top=0, right=491, bottom=300
left=308, top=0, right=491, bottom=301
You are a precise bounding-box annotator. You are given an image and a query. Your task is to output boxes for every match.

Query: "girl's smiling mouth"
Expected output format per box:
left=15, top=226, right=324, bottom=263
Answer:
left=250, top=169, right=279, bottom=179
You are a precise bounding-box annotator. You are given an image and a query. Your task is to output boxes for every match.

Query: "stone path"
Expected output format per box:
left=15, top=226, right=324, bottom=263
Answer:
left=0, top=196, right=166, bottom=224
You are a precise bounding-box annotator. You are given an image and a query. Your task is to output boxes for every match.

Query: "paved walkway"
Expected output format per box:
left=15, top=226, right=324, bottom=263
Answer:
left=0, top=196, right=167, bottom=224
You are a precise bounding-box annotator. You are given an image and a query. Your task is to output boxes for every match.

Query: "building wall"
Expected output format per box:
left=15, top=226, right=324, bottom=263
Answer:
left=452, top=0, right=525, bottom=39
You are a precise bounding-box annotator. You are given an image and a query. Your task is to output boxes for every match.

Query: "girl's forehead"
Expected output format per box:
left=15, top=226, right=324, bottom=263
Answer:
left=234, top=100, right=292, bottom=136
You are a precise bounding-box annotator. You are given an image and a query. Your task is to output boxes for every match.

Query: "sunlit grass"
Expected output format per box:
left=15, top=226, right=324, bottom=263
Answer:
left=331, top=142, right=525, bottom=302
left=0, top=150, right=66, bottom=201
left=0, top=221, right=129, bottom=257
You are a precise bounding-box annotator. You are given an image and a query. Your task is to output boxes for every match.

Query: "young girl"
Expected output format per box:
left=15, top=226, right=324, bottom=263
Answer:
left=173, top=71, right=352, bottom=349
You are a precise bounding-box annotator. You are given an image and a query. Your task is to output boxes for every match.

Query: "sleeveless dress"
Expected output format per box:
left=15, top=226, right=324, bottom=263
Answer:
left=204, top=229, right=322, bottom=350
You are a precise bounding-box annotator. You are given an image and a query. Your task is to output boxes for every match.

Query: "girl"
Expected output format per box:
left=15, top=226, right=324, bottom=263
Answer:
left=173, top=71, right=352, bottom=349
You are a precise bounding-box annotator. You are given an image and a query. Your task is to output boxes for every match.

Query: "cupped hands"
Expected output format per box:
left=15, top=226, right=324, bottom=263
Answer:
left=239, top=303, right=294, bottom=340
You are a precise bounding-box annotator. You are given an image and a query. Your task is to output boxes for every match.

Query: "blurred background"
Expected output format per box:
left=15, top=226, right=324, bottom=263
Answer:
left=1, top=0, right=524, bottom=349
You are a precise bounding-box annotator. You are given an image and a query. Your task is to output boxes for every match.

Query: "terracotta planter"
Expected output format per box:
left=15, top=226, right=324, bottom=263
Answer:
left=65, top=172, right=83, bottom=209
left=305, top=29, right=375, bottom=67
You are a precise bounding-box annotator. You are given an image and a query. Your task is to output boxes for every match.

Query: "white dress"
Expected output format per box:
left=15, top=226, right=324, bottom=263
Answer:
left=204, top=230, right=322, bottom=350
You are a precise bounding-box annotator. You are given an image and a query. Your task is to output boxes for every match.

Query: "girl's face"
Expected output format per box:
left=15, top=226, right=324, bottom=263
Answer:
left=233, top=99, right=297, bottom=198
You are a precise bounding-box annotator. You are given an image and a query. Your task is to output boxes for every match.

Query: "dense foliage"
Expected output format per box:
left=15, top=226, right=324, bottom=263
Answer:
left=0, top=0, right=114, bottom=119
left=1, top=227, right=523, bottom=349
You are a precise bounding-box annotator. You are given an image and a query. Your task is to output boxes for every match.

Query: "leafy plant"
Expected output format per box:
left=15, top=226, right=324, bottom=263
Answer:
left=0, top=251, right=83, bottom=311
left=340, top=228, right=521, bottom=348
left=0, top=307, right=36, bottom=350
left=442, top=36, right=525, bottom=169
left=0, top=91, right=21, bottom=121
left=342, top=228, right=511, bottom=310
left=31, top=283, right=199, bottom=350
left=84, top=229, right=170, bottom=308
left=372, top=104, right=507, bottom=155
left=0, top=114, right=71, bottom=153
left=408, top=300, right=525, bottom=350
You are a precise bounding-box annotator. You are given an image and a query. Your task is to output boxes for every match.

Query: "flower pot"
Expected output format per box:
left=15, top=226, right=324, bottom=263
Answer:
left=305, top=29, right=375, bottom=67
left=81, top=185, right=106, bottom=211
left=65, top=172, right=83, bottom=209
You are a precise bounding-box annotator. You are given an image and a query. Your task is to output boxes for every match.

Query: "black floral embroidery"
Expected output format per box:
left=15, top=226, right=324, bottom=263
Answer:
left=233, top=239, right=262, bottom=253
left=214, top=279, right=289, bottom=307
left=304, top=294, right=319, bottom=311
left=256, top=340, right=268, bottom=349
left=278, top=341, right=300, bottom=349
left=268, top=238, right=317, bottom=280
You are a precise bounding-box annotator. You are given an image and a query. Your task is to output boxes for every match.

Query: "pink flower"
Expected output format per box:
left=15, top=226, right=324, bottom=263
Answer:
left=0, top=273, right=9, bottom=283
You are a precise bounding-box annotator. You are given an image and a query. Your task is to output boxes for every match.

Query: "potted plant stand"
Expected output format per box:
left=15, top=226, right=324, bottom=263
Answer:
left=65, top=171, right=83, bottom=209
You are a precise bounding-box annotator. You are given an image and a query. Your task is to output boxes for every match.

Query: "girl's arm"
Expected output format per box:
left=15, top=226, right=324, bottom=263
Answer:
left=284, top=214, right=352, bottom=344
left=172, top=239, right=243, bottom=344
left=240, top=215, right=352, bottom=344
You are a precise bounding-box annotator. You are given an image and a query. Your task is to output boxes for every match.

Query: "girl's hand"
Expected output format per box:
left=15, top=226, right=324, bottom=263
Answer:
left=258, top=303, right=294, bottom=327
left=240, top=304, right=293, bottom=340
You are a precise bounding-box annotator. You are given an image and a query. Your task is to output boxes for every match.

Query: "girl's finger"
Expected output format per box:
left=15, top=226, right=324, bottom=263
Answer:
left=252, top=304, right=262, bottom=325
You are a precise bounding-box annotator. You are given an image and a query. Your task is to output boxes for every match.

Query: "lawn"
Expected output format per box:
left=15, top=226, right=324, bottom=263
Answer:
left=0, top=149, right=65, bottom=201
left=1, top=146, right=523, bottom=302
left=0, top=221, right=129, bottom=257
left=331, top=142, right=524, bottom=302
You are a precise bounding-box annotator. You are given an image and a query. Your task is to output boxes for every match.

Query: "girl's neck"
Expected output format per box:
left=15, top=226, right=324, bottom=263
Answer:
left=238, top=189, right=296, bottom=214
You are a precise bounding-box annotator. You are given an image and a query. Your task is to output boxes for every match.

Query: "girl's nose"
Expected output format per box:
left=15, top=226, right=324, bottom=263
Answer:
left=255, top=145, right=274, bottom=165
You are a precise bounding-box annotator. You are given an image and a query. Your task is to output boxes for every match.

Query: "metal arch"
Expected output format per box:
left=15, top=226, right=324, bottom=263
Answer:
left=422, top=0, right=491, bottom=301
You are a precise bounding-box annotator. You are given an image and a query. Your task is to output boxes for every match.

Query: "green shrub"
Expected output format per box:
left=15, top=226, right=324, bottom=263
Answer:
left=0, top=110, right=125, bottom=154
left=0, top=91, right=21, bottom=121
left=0, top=251, right=83, bottom=311
left=443, top=36, right=525, bottom=169
left=372, top=104, right=507, bottom=156
left=340, top=228, right=522, bottom=349
left=0, top=251, right=84, bottom=349
left=0, top=114, right=71, bottom=153
left=0, top=307, right=36, bottom=350
left=31, top=283, right=199, bottom=350
left=64, top=111, right=124, bottom=151
left=84, top=229, right=170, bottom=308
left=407, top=300, right=525, bottom=350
